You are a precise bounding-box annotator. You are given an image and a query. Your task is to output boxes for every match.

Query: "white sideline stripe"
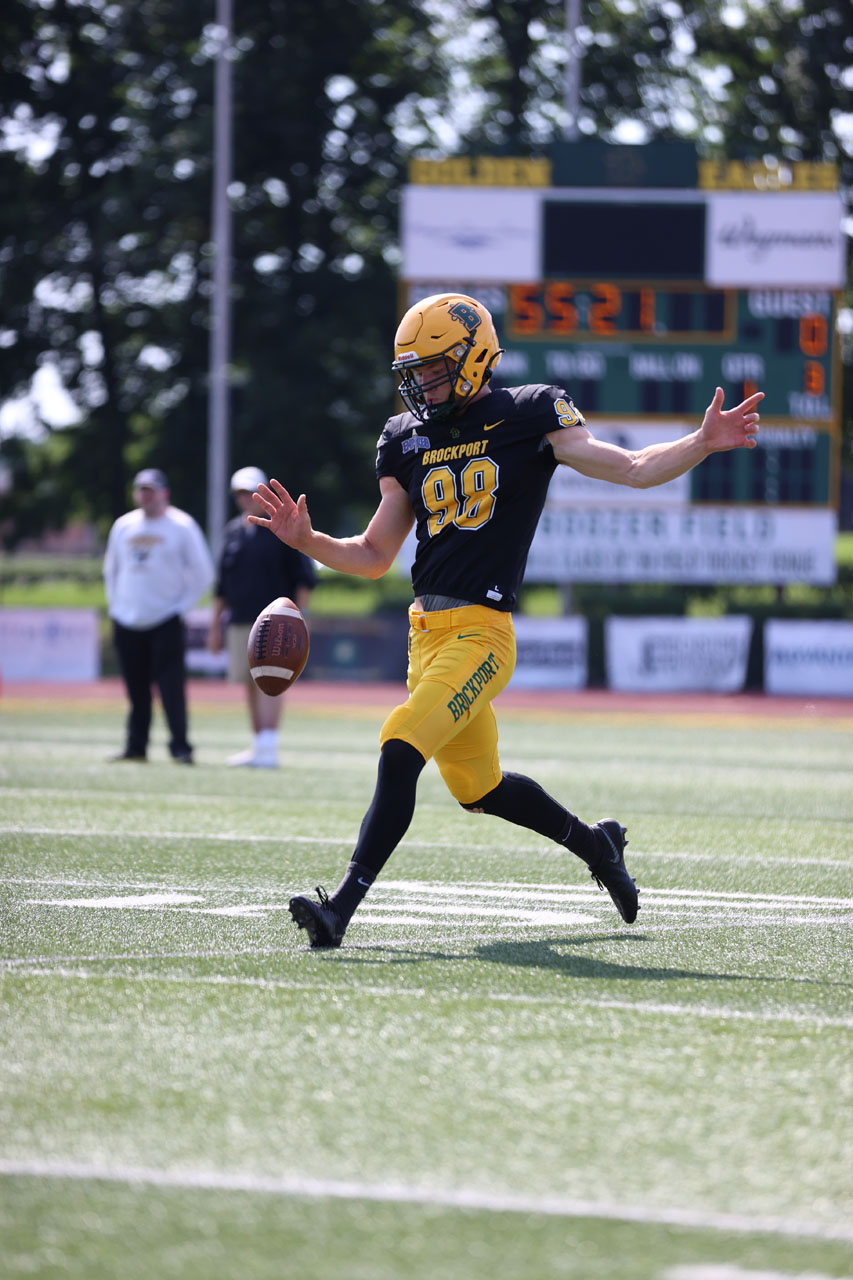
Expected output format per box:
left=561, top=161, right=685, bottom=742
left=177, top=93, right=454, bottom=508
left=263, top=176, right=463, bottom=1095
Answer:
left=22, top=895, right=850, bottom=923
left=4, top=968, right=852, bottom=1028
left=353, top=904, right=597, bottom=924
left=185, top=905, right=596, bottom=924
left=379, top=881, right=853, bottom=908
left=0, top=1158, right=848, bottom=1243
left=9, top=875, right=853, bottom=912
left=30, top=893, right=204, bottom=909
left=2, top=830, right=852, bottom=872
left=664, top=1267, right=844, bottom=1280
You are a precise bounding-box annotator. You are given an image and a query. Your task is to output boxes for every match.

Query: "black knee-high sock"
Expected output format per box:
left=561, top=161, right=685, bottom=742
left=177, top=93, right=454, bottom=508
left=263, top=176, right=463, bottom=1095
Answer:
left=464, top=771, right=599, bottom=863
left=328, top=738, right=426, bottom=923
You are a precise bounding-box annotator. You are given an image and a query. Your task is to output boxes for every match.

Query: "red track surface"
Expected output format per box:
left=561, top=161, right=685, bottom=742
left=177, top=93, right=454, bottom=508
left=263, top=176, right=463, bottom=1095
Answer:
left=4, top=676, right=853, bottom=720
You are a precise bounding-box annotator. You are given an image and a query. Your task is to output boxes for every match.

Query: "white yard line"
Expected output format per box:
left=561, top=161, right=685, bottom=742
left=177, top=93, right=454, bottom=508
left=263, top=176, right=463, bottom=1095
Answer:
left=6, top=874, right=853, bottom=910
left=0, top=1158, right=849, bottom=1244
left=29, top=893, right=205, bottom=909
left=3, top=967, right=851, bottom=1028
left=6, top=876, right=852, bottom=938
left=663, top=1267, right=846, bottom=1280
left=379, top=881, right=853, bottom=907
left=19, top=891, right=853, bottom=918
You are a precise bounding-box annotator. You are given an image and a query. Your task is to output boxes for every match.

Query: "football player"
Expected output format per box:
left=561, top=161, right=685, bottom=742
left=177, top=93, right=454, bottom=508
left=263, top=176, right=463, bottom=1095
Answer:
left=250, top=293, right=762, bottom=947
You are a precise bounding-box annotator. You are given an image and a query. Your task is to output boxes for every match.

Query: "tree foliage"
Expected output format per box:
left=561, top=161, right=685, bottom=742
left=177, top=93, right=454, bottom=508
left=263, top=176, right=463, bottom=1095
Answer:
left=0, top=0, right=445, bottom=545
left=0, top=0, right=850, bottom=549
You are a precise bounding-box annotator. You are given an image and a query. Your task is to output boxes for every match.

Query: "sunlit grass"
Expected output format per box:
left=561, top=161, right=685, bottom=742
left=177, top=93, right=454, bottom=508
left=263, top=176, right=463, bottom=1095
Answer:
left=1, top=696, right=851, bottom=1279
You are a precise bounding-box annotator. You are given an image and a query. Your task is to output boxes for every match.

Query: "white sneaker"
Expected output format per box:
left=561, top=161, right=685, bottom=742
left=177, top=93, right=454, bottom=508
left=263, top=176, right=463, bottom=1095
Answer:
left=251, top=750, right=278, bottom=769
left=227, top=748, right=278, bottom=769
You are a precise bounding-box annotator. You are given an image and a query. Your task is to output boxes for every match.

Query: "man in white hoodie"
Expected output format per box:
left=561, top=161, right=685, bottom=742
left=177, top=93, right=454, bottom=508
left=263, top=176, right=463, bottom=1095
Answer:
left=103, top=468, right=214, bottom=763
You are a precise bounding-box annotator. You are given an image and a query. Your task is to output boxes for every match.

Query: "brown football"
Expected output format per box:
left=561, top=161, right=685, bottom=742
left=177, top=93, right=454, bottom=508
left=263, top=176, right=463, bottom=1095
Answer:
left=247, top=597, right=310, bottom=696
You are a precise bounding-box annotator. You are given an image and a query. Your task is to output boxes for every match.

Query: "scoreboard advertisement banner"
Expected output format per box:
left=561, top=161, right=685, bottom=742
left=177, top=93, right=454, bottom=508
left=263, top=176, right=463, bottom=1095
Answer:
left=400, top=145, right=844, bottom=585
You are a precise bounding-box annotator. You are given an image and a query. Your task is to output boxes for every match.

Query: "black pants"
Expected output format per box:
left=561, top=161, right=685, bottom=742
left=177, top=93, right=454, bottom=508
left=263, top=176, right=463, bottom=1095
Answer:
left=113, top=616, right=191, bottom=758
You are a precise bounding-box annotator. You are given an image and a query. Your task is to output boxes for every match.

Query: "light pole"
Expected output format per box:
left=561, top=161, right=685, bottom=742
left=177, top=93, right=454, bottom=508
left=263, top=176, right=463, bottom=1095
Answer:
left=565, top=0, right=582, bottom=141
left=206, top=0, right=233, bottom=556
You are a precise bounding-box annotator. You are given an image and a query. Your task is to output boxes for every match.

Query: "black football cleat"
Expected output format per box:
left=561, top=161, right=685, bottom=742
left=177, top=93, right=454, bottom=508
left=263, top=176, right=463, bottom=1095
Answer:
left=288, top=886, right=346, bottom=949
left=587, top=820, right=639, bottom=923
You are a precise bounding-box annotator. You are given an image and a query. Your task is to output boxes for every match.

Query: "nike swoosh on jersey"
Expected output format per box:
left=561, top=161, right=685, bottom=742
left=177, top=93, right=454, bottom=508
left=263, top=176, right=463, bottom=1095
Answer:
left=457, top=631, right=482, bottom=640
left=483, top=419, right=504, bottom=430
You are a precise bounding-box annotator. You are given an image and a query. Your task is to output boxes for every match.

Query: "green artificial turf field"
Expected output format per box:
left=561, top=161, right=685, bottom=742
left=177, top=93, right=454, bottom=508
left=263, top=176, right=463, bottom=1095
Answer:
left=1, top=690, right=851, bottom=1280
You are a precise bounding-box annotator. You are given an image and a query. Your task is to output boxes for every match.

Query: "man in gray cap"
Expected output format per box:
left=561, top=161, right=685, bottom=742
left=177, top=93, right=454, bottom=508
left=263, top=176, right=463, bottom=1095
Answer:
left=103, top=468, right=214, bottom=763
left=207, top=465, right=316, bottom=767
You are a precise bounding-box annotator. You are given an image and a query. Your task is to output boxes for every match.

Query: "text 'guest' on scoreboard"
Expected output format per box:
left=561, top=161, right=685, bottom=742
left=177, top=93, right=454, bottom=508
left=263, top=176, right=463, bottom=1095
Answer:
left=399, top=142, right=846, bottom=585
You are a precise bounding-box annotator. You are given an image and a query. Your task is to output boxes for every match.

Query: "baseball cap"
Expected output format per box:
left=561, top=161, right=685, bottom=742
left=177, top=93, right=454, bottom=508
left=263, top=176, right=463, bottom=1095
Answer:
left=230, top=465, right=268, bottom=493
left=133, top=468, right=168, bottom=489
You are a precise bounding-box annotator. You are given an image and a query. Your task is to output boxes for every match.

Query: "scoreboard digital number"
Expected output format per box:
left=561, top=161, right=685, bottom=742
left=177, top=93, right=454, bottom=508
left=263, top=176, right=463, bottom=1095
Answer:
left=498, top=282, right=835, bottom=421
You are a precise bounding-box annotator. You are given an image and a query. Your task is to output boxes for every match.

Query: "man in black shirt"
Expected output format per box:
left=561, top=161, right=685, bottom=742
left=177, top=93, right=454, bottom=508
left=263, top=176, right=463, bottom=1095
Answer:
left=250, top=293, right=762, bottom=947
left=209, top=465, right=316, bottom=767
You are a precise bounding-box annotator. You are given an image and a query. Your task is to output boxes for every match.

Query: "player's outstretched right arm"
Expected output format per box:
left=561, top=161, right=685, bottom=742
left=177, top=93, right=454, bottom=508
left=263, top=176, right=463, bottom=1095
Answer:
left=249, top=476, right=414, bottom=580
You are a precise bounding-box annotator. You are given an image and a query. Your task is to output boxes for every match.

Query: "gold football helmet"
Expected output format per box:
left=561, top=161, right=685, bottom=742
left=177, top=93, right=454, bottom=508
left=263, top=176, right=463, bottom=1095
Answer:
left=392, top=293, right=503, bottom=423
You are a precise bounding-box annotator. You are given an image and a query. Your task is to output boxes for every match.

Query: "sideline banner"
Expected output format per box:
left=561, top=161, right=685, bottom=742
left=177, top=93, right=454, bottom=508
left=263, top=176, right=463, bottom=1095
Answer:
left=0, top=608, right=100, bottom=682
left=606, top=615, right=753, bottom=693
left=184, top=607, right=227, bottom=676
left=185, top=609, right=410, bottom=683
left=764, top=619, right=853, bottom=697
left=511, top=616, right=588, bottom=689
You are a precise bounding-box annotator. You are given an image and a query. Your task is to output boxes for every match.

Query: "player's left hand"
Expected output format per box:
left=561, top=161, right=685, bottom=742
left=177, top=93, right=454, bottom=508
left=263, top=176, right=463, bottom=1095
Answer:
left=248, top=479, right=313, bottom=550
left=699, top=386, right=763, bottom=453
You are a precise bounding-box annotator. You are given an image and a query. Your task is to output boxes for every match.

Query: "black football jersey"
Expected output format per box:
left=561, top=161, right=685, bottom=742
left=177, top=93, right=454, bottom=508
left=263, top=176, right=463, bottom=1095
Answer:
left=376, top=384, right=584, bottom=612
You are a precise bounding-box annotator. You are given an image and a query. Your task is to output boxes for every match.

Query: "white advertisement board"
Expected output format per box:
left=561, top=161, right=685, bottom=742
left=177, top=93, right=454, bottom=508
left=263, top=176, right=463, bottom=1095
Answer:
left=400, top=186, right=540, bottom=283
left=0, top=608, right=100, bottom=682
left=764, top=619, right=853, bottom=697
left=606, top=615, right=753, bottom=693
left=527, top=506, right=837, bottom=586
left=511, top=615, right=588, bottom=689
left=705, top=192, right=846, bottom=288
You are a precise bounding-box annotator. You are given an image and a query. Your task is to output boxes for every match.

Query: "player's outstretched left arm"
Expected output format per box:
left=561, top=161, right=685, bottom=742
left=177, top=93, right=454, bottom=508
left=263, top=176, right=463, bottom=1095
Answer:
left=548, top=387, right=763, bottom=489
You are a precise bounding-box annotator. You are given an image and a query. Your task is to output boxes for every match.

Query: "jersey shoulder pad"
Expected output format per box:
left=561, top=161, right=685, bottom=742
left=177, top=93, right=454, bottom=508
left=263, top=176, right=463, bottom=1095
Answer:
left=377, top=410, right=414, bottom=446
left=376, top=411, right=423, bottom=477
left=498, top=383, right=586, bottom=432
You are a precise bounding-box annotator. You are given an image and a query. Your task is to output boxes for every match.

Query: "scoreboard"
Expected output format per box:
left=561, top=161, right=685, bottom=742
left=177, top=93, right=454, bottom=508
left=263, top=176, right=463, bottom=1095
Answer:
left=400, top=144, right=846, bottom=584
left=502, top=284, right=833, bottom=418
left=493, top=283, right=835, bottom=509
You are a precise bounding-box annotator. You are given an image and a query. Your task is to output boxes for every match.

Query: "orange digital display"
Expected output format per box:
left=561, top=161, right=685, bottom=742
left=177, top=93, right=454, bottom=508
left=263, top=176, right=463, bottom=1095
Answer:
left=506, top=282, right=731, bottom=339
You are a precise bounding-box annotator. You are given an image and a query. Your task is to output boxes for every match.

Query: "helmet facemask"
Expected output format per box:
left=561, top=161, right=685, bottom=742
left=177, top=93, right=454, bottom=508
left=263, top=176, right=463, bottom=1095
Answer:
left=394, top=343, right=476, bottom=424
left=392, top=294, right=503, bottom=425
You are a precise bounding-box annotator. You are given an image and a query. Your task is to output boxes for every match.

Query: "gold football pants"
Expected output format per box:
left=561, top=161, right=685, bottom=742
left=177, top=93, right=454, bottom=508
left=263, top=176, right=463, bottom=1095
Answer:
left=379, top=604, right=516, bottom=805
